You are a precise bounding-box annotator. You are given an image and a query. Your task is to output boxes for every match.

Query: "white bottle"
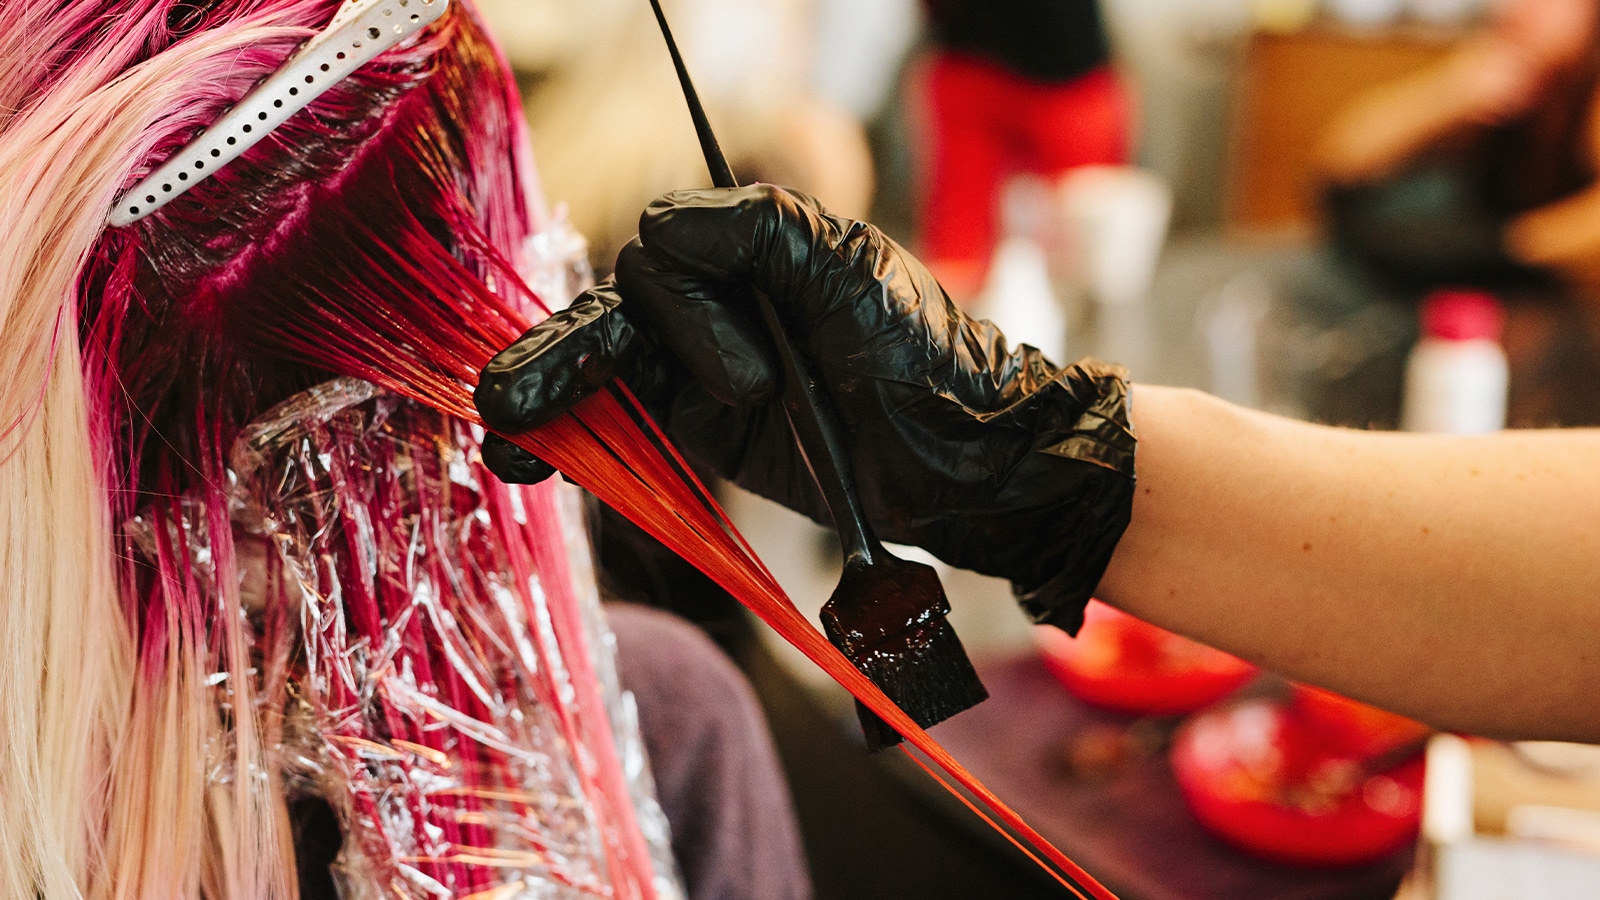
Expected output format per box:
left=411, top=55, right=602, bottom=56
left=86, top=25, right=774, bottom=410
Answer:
left=1401, top=289, right=1508, bottom=434
left=979, top=234, right=1069, bottom=364
left=976, top=177, right=1069, bottom=363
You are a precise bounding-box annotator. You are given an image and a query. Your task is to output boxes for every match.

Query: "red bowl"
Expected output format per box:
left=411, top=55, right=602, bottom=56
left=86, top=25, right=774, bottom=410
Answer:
left=1170, top=695, right=1426, bottom=867
left=1291, top=684, right=1432, bottom=758
left=1036, top=601, right=1258, bottom=716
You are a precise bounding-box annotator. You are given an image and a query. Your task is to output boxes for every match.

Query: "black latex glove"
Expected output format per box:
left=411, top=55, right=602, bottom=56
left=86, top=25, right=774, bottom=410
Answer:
left=475, top=185, right=1136, bottom=634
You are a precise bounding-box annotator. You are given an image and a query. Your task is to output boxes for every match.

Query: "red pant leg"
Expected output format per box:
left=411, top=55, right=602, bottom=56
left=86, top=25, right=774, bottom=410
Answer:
left=913, top=56, right=1132, bottom=297
left=912, top=53, right=1018, bottom=291
left=1014, top=65, right=1131, bottom=175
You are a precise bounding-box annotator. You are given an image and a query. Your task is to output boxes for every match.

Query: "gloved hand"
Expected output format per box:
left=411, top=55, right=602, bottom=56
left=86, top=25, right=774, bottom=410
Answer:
left=475, top=185, right=1136, bottom=633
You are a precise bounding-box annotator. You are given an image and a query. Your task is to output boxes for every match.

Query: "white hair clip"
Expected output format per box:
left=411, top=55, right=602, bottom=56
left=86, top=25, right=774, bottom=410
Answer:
left=110, top=0, right=450, bottom=227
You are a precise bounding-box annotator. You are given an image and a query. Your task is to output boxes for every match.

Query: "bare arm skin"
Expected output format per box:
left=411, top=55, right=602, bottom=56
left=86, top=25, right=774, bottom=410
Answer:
left=1504, top=87, right=1600, bottom=280
left=1505, top=184, right=1600, bottom=280
left=1313, top=38, right=1540, bottom=185
left=1097, top=385, right=1600, bottom=742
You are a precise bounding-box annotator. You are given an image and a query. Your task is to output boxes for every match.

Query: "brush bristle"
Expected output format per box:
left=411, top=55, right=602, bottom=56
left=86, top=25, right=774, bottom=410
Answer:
left=845, top=618, right=988, bottom=752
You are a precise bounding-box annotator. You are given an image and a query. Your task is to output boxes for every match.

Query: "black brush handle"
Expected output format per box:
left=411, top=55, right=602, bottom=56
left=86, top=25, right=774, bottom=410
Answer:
left=647, top=0, right=881, bottom=569
left=646, top=0, right=735, bottom=189
left=749, top=287, right=882, bottom=568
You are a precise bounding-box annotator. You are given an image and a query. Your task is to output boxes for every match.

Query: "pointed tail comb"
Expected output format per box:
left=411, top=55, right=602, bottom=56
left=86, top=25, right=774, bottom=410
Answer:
left=110, top=0, right=449, bottom=227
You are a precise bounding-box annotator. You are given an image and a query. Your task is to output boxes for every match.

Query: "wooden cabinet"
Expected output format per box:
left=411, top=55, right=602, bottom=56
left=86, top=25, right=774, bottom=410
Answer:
left=1227, top=23, right=1463, bottom=236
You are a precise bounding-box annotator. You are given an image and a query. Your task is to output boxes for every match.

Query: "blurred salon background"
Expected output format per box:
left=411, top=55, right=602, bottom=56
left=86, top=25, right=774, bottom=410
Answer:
left=476, top=1, right=1600, bottom=897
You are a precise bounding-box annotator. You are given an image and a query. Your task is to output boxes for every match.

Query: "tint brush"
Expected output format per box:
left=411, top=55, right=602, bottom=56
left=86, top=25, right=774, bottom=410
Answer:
left=644, top=0, right=988, bottom=749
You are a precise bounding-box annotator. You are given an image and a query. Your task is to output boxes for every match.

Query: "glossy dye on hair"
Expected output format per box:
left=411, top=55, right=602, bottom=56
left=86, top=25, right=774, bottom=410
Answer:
left=0, top=0, right=1115, bottom=896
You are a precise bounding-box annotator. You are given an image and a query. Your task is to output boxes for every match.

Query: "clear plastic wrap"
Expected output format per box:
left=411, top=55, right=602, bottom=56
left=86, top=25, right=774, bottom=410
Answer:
left=221, top=377, right=682, bottom=899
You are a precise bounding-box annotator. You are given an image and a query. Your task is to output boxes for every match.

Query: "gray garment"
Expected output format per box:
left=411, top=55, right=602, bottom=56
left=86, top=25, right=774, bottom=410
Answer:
left=608, top=603, right=813, bottom=900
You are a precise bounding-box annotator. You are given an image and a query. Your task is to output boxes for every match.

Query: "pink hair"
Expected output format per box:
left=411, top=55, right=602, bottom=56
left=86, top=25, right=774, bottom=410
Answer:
left=0, top=1, right=1118, bottom=897
left=0, top=1, right=659, bottom=896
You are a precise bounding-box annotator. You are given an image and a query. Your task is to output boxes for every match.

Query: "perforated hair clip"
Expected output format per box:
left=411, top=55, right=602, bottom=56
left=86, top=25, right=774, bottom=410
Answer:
left=109, top=0, right=450, bottom=227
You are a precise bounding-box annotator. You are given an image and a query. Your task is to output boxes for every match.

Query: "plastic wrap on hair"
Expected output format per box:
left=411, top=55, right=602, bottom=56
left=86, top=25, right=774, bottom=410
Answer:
left=224, top=377, right=683, bottom=899
left=518, top=208, right=595, bottom=314
left=546, top=480, right=684, bottom=900
left=513, top=206, right=682, bottom=898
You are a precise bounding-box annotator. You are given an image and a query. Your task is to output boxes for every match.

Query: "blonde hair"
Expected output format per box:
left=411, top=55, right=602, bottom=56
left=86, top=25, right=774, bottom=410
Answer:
left=0, top=3, right=668, bottom=896
left=0, top=6, right=336, bottom=895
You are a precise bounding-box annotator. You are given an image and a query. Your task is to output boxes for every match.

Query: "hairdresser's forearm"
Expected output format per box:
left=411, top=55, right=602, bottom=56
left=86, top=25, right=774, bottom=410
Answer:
left=1506, top=183, right=1600, bottom=275
left=1095, top=386, right=1600, bottom=742
left=1314, top=68, right=1475, bottom=184
left=1314, top=40, right=1527, bottom=185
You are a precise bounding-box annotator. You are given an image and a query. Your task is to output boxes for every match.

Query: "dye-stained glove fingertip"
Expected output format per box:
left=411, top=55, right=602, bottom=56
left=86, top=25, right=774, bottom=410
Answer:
left=473, top=371, right=529, bottom=434
left=480, top=433, right=559, bottom=485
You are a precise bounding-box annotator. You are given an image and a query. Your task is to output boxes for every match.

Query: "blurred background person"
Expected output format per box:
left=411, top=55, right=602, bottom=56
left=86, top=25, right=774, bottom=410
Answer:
left=906, top=0, right=1134, bottom=302
left=1314, top=0, right=1600, bottom=293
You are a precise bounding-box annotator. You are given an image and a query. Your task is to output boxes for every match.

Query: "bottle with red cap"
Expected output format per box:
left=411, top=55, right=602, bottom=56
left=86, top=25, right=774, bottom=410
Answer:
left=1401, top=288, right=1509, bottom=434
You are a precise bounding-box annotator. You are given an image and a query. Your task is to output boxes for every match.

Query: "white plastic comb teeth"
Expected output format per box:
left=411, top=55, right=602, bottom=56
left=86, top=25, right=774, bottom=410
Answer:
left=109, top=0, right=450, bottom=227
